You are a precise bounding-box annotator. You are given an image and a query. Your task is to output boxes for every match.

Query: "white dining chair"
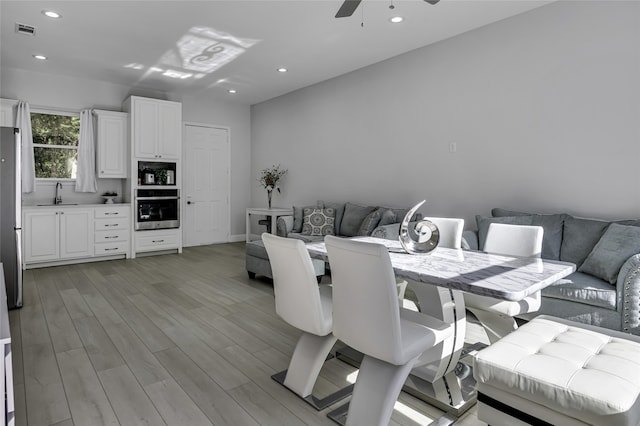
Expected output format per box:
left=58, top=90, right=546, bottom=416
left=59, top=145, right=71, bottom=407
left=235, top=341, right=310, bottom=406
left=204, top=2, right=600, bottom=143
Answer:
left=404, top=217, right=467, bottom=382
left=325, top=235, right=452, bottom=426
left=261, top=233, right=353, bottom=410
left=463, top=223, right=544, bottom=343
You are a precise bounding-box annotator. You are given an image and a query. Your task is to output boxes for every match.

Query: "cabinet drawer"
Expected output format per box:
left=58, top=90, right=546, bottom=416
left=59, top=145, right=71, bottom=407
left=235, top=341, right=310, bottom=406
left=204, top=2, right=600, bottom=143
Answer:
left=94, top=242, right=128, bottom=256
left=95, top=206, right=129, bottom=219
left=95, top=230, right=129, bottom=243
left=94, top=218, right=129, bottom=231
left=135, top=232, right=179, bottom=251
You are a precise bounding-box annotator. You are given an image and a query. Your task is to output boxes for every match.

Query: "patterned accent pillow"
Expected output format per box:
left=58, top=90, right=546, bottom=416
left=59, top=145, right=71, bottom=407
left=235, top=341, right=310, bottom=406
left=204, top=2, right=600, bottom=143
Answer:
left=301, top=208, right=336, bottom=236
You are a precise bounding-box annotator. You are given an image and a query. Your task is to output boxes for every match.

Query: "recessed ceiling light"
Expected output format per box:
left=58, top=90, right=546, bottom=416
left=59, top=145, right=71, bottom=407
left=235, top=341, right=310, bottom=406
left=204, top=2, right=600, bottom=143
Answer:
left=42, top=10, right=61, bottom=19
left=228, top=89, right=237, bottom=94
left=390, top=16, right=404, bottom=23
left=277, top=67, right=288, bottom=73
left=33, top=54, right=47, bottom=60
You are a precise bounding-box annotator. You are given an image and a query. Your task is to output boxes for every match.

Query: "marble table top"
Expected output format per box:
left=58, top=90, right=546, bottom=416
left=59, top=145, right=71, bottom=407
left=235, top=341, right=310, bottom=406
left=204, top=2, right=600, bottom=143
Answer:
left=306, top=236, right=576, bottom=302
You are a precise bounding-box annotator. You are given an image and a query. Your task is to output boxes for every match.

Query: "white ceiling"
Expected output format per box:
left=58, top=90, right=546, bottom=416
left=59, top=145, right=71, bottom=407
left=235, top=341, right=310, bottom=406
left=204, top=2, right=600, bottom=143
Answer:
left=0, top=0, right=552, bottom=105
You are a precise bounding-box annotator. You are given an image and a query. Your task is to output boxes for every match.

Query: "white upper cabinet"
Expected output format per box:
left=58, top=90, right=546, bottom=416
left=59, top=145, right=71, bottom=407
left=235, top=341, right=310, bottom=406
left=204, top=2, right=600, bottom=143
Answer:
left=124, top=96, right=182, bottom=160
left=95, top=110, right=128, bottom=178
left=0, top=99, right=18, bottom=127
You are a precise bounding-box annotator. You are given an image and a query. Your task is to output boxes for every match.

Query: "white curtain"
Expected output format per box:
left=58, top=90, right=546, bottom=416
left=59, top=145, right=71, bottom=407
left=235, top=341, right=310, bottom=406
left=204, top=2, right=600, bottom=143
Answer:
left=15, top=101, right=36, bottom=193
left=75, top=109, right=97, bottom=192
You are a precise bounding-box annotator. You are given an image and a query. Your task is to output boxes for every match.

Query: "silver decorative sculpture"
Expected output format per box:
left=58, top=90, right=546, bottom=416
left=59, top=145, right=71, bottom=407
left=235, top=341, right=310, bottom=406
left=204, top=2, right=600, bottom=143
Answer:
left=399, top=200, right=440, bottom=254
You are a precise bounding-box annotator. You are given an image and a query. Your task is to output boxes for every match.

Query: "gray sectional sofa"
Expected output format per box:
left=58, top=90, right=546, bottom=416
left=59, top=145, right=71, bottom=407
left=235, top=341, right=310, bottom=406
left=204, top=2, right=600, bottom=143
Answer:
left=245, top=201, right=417, bottom=280
left=463, top=208, right=640, bottom=335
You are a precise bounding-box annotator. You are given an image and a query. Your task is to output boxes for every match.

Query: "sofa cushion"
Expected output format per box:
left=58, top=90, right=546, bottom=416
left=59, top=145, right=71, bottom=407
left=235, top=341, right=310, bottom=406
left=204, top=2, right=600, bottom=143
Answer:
left=579, top=224, right=640, bottom=284
left=301, top=207, right=335, bottom=236
left=287, top=232, right=325, bottom=243
left=357, top=209, right=382, bottom=236
left=475, top=215, right=534, bottom=251
left=491, top=208, right=567, bottom=260
left=560, top=216, right=610, bottom=268
left=293, top=205, right=317, bottom=233
left=340, top=203, right=376, bottom=237
left=378, top=209, right=397, bottom=227
left=541, top=271, right=617, bottom=310
left=246, top=240, right=269, bottom=259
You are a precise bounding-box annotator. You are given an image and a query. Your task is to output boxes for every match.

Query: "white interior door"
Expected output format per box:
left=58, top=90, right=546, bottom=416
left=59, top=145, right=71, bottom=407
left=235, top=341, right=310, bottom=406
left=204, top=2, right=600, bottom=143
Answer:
left=183, top=123, right=230, bottom=246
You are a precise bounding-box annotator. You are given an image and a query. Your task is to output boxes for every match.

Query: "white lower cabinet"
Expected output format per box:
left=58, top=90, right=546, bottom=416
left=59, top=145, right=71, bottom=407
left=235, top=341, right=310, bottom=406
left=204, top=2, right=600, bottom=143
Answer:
left=135, top=228, right=181, bottom=253
left=24, top=208, right=93, bottom=264
left=94, top=205, right=131, bottom=258
left=24, top=204, right=132, bottom=268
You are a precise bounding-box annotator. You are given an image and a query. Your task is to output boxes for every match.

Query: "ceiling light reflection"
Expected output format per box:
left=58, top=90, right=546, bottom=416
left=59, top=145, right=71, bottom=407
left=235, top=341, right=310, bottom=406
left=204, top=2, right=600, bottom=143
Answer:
left=33, top=54, right=47, bottom=60
left=390, top=16, right=404, bottom=23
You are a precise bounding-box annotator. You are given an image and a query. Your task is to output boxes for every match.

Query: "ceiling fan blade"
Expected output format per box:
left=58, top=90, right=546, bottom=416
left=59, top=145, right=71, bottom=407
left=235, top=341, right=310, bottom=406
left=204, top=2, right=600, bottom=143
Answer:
left=335, top=0, right=363, bottom=18
left=424, top=0, right=440, bottom=4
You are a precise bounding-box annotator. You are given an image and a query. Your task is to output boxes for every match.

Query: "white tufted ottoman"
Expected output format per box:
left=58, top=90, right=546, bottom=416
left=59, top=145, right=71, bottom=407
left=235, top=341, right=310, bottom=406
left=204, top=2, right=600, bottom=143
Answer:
left=473, top=315, right=640, bottom=426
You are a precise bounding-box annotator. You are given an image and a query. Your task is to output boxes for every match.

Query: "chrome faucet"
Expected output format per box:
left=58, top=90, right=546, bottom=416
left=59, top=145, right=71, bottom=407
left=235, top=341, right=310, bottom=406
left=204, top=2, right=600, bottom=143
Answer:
left=54, top=182, right=63, bottom=205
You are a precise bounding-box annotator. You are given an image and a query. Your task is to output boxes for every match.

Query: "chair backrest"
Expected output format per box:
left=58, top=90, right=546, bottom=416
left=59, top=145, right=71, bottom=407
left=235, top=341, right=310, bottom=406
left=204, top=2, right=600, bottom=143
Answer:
left=422, top=217, right=464, bottom=249
left=325, top=235, right=405, bottom=364
left=484, top=223, right=543, bottom=258
left=262, top=233, right=332, bottom=336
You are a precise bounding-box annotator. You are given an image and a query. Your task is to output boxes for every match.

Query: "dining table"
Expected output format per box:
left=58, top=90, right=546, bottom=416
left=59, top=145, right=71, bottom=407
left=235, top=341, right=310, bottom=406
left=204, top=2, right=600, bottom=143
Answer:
left=305, top=236, right=576, bottom=426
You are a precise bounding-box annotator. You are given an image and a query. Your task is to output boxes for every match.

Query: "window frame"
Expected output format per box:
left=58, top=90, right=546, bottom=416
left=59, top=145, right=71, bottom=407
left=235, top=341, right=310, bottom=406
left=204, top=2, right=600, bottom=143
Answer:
left=31, top=107, right=81, bottom=181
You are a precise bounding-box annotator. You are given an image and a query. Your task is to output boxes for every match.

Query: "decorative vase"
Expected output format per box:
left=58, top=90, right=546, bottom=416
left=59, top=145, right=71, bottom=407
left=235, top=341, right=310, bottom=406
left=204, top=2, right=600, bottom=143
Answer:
left=267, top=189, right=272, bottom=209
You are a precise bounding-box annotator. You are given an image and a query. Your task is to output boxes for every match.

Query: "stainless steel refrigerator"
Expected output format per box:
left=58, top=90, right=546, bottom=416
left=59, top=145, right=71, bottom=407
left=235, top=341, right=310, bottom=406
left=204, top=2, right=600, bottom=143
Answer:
left=0, top=127, right=22, bottom=309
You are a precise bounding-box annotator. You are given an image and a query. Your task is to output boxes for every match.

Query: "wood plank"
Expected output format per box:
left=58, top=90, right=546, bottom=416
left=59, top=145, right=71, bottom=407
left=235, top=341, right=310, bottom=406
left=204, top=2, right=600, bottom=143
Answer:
left=101, top=321, right=170, bottom=386
left=155, top=347, right=259, bottom=426
left=58, top=288, right=94, bottom=320
left=98, top=365, right=166, bottom=426
left=36, top=275, right=83, bottom=353
left=144, top=378, right=213, bottom=426
left=56, top=348, right=119, bottom=425
left=73, top=317, right=125, bottom=372
left=22, top=342, right=70, bottom=426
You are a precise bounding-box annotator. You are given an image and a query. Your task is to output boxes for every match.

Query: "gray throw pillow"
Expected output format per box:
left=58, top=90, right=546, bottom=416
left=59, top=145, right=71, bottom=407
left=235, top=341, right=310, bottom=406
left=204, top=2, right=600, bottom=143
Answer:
left=530, top=214, right=568, bottom=260
left=578, top=223, right=640, bottom=284
left=301, top=208, right=336, bottom=236
left=357, top=209, right=382, bottom=236
left=293, top=205, right=316, bottom=233
left=560, top=217, right=610, bottom=268
left=378, top=209, right=397, bottom=227
left=492, top=208, right=567, bottom=260
left=475, top=215, right=534, bottom=251
left=340, top=203, right=376, bottom=237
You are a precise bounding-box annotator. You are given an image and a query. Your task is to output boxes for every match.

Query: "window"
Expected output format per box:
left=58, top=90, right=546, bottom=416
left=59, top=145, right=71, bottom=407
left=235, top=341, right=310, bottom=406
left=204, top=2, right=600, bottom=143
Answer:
left=31, top=111, right=80, bottom=179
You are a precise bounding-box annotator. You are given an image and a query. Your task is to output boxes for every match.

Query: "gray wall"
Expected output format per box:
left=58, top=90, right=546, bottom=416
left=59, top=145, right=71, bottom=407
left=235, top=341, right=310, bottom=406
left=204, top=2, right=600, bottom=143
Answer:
left=250, top=1, right=640, bottom=228
left=0, top=68, right=252, bottom=238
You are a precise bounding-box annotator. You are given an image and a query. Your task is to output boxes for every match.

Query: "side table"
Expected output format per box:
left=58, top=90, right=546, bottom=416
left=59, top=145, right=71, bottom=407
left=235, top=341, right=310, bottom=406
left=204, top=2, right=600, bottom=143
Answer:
left=246, top=207, right=293, bottom=242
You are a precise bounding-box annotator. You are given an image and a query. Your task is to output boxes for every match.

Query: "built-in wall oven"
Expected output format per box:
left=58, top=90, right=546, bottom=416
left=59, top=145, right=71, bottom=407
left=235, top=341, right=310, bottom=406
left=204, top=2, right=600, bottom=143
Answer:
left=135, top=188, right=180, bottom=230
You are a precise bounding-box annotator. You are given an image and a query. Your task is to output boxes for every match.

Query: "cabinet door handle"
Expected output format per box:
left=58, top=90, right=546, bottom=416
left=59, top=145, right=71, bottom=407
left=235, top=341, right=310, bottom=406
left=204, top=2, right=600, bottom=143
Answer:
left=105, top=212, right=119, bottom=215
left=105, top=236, right=119, bottom=239
left=105, top=248, right=119, bottom=251
left=152, top=239, right=165, bottom=243
left=105, top=224, right=119, bottom=227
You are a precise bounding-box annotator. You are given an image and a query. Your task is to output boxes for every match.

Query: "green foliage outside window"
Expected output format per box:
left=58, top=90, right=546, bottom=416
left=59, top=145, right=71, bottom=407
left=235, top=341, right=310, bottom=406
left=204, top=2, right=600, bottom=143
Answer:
left=31, top=112, right=80, bottom=179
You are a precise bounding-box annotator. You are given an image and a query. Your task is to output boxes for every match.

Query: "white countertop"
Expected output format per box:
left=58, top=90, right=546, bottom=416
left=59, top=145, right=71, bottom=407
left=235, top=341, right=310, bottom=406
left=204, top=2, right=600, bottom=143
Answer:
left=23, top=202, right=131, bottom=209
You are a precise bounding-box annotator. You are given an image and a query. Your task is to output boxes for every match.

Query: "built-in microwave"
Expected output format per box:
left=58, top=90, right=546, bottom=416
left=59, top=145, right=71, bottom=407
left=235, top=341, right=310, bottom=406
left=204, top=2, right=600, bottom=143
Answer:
left=135, top=188, right=180, bottom=230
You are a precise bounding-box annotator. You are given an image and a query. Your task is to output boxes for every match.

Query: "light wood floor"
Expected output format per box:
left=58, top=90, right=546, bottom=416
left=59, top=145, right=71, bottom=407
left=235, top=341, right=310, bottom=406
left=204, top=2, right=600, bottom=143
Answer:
left=10, top=242, right=487, bottom=426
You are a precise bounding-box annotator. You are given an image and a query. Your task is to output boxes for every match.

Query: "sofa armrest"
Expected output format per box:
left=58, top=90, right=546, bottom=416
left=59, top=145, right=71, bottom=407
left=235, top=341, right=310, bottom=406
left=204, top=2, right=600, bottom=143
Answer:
left=276, top=215, right=294, bottom=237
left=462, top=230, right=478, bottom=251
left=618, top=253, right=640, bottom=335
